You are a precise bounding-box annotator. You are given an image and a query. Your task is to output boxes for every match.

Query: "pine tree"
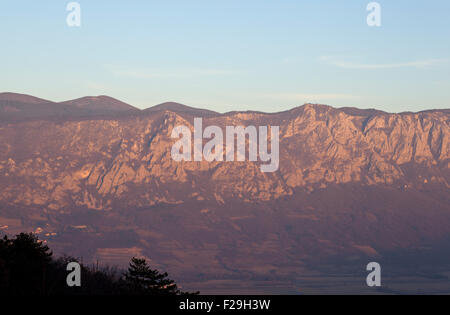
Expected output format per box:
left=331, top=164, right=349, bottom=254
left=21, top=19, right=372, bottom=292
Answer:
left=124, top=257, right=181, bottom=295
left=0, top=233, right=52, bottom=295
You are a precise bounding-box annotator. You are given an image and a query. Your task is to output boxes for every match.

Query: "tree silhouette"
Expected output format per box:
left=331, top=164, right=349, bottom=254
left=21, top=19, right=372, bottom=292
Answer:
left=0, top=233, right=52, bottom=295
left=0, top=233, right=199, bottom=295
left=124, top=257, right=181, bottom=295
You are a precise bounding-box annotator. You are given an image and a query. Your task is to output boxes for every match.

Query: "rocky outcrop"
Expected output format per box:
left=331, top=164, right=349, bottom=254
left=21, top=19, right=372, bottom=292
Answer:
left=0, top=103, right=448, bottom=211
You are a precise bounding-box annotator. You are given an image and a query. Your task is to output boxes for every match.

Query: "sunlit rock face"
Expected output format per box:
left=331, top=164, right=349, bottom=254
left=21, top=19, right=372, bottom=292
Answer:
left=0, top=102, right=448, bottom=210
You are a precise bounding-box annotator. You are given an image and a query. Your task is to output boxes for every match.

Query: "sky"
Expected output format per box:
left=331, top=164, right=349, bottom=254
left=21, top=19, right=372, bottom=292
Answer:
left=1, top=0, right=449, bottom=113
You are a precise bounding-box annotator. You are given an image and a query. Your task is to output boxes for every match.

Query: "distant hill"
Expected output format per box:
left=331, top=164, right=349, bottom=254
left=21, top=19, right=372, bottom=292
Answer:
left=60, top=96, right=139, bottom=113
left=0, top=92, right=53, bottom=104
left=143, top=102, right=219, bottom=117
left=0, top=93, right=139, bottom=122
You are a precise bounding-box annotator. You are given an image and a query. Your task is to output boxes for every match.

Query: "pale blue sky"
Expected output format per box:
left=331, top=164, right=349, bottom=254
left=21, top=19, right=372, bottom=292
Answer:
left=1, top=0, right=449, bottom=112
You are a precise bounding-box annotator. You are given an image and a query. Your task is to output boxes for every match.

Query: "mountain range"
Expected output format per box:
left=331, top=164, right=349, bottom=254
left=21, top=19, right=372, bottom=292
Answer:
left=0, top=92, right=449, bottom=294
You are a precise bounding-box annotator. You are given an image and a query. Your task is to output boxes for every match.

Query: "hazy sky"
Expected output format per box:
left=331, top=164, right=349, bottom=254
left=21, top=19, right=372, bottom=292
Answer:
left=1, top=0, right=449, bottom=112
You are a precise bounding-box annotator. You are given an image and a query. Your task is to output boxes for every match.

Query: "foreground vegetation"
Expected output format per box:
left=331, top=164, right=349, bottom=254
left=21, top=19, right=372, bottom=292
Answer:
left=0, top=233, right=198, bottom=295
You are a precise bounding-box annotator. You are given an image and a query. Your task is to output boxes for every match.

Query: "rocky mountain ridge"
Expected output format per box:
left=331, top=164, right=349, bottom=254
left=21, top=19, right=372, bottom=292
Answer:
left=0, top=95, right=448, bottom=211
left=0, top=93, right=449, bottom=293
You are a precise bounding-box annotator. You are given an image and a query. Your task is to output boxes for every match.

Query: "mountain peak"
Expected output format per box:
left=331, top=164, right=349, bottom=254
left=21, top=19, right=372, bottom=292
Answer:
left=60, top=95, right=139, bottom=112
left=144, top=102, right=219, bottom=117
left=0, top=92, right=53, bottom=104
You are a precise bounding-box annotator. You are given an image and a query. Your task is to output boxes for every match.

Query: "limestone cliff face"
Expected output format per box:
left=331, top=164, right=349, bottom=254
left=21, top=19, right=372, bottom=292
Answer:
left=0, top=104, right=448, bottom=211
